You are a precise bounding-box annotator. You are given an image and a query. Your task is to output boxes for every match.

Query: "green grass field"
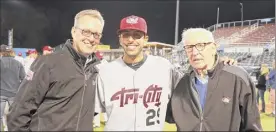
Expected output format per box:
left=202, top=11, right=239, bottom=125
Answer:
left=257, top=91, right=275, bottom=131
left=94, top=114, right=275, bottom=131
left=94, top=91, right=275, bottom=131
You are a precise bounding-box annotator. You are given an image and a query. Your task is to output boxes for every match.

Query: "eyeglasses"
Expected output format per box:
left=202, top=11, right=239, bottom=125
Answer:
left=120, top=31, right=145, bottom=40
left=184, top=42, right=213, bottom=52
left=75, top=27, right=103, bottom=39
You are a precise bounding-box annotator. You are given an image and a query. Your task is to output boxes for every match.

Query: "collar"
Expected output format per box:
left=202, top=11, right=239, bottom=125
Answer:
left=124, top=54, right=147, bottom=66
left=63, top=39, right=100, bottom=66
left=206, top=55, right=220, bottom=79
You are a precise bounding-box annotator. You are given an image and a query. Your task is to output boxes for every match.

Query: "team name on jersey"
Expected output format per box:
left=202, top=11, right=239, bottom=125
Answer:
left=110, top=84, right=162, bottom=108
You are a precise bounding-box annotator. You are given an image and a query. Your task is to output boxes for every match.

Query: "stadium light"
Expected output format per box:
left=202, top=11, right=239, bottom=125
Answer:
left=240, top=3, right=244, bottom=26
left=216, top=7, right=220, bottom=30
left=174, top=0, right=180, bottom=45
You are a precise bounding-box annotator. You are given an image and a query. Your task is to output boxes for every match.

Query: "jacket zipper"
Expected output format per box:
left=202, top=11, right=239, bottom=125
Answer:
left=199, top=114, right=204, bottom=131
left=197, top=91, right=204, bottom=131
left=192, top=78, right=205, bottom=131
left=76, top=61, right=89, bottom=131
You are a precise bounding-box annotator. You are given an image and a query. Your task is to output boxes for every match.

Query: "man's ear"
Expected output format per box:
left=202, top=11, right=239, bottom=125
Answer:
left=118, top=39, right=123, bottom=47
left=144, top=35, right=149, bottom=42
left=212, top=43, right=218, bottom=56
left=117, top=34, right=123, bottom=47
left=71, top=27, right=75, bottom=39
left=211, top=42, right=218, bottom=49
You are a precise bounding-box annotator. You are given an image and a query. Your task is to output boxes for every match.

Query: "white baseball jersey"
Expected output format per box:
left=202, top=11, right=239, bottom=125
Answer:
left=96, top=55, right=180, bottom=131
left=23, top=57, right=35, bottom=73
left=14, top=56, right=25, bottom=65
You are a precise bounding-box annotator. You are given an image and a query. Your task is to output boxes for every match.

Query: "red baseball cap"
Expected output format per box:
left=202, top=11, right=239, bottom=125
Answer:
left=43, top=46, right=53, bottom=51
left=26, top=49, right=32, bottom=54
left=118, top=15, right=147, bottom=34
left=26, top=49, right=37, bottom=55
left=95, top=51, right=103, bottom=59
left=30, top=50, right=37, bottom=54
left=18, top=52, right=22, bottom=56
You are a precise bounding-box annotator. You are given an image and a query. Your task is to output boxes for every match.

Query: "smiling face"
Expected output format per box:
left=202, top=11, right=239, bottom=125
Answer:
left=119, top=30, right=148, bottom=58
left=71, top=15, right=104, bottom=55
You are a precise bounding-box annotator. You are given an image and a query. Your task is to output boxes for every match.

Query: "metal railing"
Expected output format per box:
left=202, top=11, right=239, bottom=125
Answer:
left=207, top=17, right=275, bottom=32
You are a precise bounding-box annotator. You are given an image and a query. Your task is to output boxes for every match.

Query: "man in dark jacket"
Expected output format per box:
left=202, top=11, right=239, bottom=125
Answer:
left=256, top=65, right=269, bottom=113
left=0, top=45, right=26, bottom=130
left=7, top=9, right=105, bottom=131
left=166, top=28, right=262, bottom=131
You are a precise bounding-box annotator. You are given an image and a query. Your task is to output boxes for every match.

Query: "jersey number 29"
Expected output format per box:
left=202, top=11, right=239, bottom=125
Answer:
left=146, top=108, right=160, bottom=126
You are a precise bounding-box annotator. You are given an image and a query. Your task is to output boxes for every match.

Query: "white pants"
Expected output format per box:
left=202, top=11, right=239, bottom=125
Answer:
left=0, top=97, right=13, bottom=131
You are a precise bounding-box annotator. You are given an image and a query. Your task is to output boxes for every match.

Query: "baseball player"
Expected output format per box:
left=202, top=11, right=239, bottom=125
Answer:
left=23, top=49, right=37, bottom=73
left=14, top=52, right=25, bottom=65
left=95, top=15, right=181, bottom=131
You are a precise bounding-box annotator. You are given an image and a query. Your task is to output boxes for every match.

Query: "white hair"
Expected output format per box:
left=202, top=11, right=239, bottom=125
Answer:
left=181, top=28, right=215, bottom=44
left=74, top=9, right=105, bottom=27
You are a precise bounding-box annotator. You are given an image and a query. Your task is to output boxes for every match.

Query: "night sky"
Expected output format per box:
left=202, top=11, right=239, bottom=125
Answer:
left=0, top=0, right=275, bottom=51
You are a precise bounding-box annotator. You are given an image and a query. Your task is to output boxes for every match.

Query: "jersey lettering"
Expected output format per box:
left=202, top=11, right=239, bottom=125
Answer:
left=110, top=84, right=162, bottom=108
left=110, top=88, right=139, bottom=107
left=143, top=84, right=162, bottom=108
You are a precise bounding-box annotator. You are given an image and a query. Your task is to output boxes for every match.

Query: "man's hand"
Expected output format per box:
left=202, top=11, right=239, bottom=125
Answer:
left=220, top=56, right=237, bottom=66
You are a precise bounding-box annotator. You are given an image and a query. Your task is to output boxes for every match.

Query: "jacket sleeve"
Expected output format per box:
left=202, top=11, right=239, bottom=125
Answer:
left=171, top=66, right=184, bottom=90
left=255, top=70, right=260, bottom=80
left=166, top=65, right=183, bottom=123
left=268, top=71, right=276, bottom=87
left=165, top=98, right=175, bottom=123
left=239, top=75, right=263, bottom=131
left=19, top=62, right=26, bottom=82
left=7, top=57, right=50, bottom=131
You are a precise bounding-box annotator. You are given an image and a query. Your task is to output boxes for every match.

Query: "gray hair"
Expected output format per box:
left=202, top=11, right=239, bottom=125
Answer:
left=74, top=9, right=105, bottom=27
left=181, top=28, right=214, bottom=44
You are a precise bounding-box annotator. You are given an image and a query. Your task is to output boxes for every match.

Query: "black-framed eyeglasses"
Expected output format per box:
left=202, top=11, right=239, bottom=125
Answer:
left=119, top=31, right=145, bottom=40
left=75, top=27, right=103, bottom=39
left=184, top=42, right=213, bottom=52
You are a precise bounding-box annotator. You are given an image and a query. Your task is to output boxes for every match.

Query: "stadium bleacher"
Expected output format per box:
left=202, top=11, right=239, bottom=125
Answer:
left=214, top=24, right=274, bottom=43
left=213, top=26, right=246, bottom=40
left=235, top=24, right=275, bottom=43
left=221, top=49, right=275, bottom=67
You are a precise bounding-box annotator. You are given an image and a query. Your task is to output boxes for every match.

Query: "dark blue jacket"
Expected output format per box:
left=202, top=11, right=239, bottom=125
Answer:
left=268, top=69, right=276, bottom=89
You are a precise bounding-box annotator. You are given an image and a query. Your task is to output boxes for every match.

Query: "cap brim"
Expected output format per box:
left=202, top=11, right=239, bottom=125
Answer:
left=117, top=28, right=146, bottom=34
left=43, top=49, right=52, bottom=51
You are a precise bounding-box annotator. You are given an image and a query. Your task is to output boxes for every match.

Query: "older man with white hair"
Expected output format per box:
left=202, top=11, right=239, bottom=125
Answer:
left=166, top=28, right=262, bottom=131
